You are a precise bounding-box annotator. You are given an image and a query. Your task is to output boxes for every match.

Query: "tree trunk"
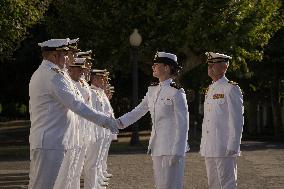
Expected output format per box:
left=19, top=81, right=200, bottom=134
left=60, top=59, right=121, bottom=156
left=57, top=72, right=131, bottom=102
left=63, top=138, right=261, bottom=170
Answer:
left=270, top=76, right=283, bottom=136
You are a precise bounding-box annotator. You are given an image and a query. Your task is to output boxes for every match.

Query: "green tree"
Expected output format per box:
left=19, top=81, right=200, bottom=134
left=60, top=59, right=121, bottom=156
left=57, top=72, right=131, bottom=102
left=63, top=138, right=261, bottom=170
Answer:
left=184, top=0, right=283, bottom=72
left=0, top=0, right=50, bottom=60
left=183, top=0, right=283, bottom=137
left=42, top=0, right=283, bottom=135
left=44, top=0, right=282, bottom=74
left=1, top=0, right=283, bottom=136
left=44, top=0, right=191, bottom=72
left=257, top=28, right=284, bottom=136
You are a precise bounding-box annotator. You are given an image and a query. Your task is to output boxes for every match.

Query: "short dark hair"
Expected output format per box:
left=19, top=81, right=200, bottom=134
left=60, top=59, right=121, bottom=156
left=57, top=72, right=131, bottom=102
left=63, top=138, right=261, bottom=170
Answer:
left=164, top=64, right=180, bottom=76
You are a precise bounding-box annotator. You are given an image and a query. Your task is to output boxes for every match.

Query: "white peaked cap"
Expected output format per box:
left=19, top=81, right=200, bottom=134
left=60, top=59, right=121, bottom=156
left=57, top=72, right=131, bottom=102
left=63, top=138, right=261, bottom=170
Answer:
left=156, top=52, right=177, bottom=62
left=38, top=38, right=69, bottom=48
left=69, top=58, right=86, bottom=67
left=91, top=69, right=107, bottom=73
left=74, top=58, right=86, bottom=64
left=109, top=86, right=115, bottom=92
left=69, top=38, right=79, bottom=45
left=205, top=52, right=232, bottom=60
left=153, top=51, right=181, bottom=69
left=77, top=50, right=92, bottom=56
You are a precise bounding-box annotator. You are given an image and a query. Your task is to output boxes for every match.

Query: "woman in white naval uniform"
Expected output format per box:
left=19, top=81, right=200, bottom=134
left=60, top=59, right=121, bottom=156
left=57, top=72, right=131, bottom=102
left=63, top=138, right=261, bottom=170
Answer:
left=117, top=52, right=189, bottom=189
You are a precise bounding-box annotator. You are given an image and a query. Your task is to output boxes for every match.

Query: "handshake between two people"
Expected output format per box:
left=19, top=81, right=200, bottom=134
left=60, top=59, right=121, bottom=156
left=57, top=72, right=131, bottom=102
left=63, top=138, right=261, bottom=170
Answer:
left=102, top=117, right=126, bottom=134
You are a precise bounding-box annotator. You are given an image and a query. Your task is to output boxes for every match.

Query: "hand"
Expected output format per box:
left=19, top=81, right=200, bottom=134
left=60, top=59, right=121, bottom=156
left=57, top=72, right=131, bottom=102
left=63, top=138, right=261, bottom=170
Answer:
left=116, top=119, right=125, bottom=129
left=103, top=117, right=119, bottom=134
left=225, top=149, right=237, bottom=156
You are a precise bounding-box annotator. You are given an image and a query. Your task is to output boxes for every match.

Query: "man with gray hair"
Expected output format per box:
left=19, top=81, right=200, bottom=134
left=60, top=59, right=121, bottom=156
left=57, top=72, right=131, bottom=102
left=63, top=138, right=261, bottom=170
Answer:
left=28, top=39, right=118, bottom=189
left=200, top=52, right=244, bottom=189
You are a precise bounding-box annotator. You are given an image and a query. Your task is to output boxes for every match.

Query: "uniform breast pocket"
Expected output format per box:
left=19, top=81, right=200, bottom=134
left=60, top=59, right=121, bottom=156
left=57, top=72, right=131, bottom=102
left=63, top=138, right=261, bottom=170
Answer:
left=163, top=98, right=173, bottom=105
left=213, top=99, right=225, bottom=114
left=158, top=98, right=174, bottom=114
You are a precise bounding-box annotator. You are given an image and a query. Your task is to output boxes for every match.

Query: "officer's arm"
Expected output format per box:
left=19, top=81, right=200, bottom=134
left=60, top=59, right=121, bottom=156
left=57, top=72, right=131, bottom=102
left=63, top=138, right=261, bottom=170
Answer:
left=172, top=89, right=189, bottom=155
left=103, top=94, right=113, bottom=117
left=226, top=85, right=244, bottom=153
left=117, top=92, right=149, bottom=129
left=50, top=74, right=115, bottom=129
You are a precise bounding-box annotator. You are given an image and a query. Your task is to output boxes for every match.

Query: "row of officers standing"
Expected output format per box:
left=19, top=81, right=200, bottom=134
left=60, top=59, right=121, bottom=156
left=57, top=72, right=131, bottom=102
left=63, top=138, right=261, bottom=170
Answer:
left=29, top=38, right=119, bottom=189
left=28, top=37, right=244, bottom=189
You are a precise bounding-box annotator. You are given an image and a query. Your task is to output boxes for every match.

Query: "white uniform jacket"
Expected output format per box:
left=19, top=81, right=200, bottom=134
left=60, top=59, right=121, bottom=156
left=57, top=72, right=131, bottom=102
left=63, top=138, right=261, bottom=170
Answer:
left=102, top=91, right=114, bottom=138
left=76, top=79, right=93, bottom=145
left=90, top=85, right=106, bottom=141
left=102, top=91, right=118, bottom=140
left=29, top=60, right=111, bottom=150
left=118, top=78, right=189, bottom=156
left=200, top=76, right=244, bottom=157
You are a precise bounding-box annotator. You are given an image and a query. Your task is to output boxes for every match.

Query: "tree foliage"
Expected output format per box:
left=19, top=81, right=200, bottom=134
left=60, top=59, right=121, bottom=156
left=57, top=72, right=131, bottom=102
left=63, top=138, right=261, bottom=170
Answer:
left=44, top=0, right=191, bottom=75
left=0, top=0, right=50, bottom=60
left=44, top=0, right=283, bottom=75
left=184, top=0, right=283, bottom=71
left=0, top=0, right=283, bottom=133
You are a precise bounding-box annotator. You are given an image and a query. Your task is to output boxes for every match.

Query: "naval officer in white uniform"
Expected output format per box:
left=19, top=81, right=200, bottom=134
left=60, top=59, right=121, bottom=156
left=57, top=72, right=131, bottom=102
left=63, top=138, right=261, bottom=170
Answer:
left=200, top=52, right=244, bottom=189
left=28, top=39, right=118, bottom=189
left=100, top=83, right=116, bottom=180
left=84, top=69, right=109, bottom=188
left=97, top=74, right=116, bottom=184
left=67, top=57, right=93, bottom=189
left=117, top=52, right=189, bottom=189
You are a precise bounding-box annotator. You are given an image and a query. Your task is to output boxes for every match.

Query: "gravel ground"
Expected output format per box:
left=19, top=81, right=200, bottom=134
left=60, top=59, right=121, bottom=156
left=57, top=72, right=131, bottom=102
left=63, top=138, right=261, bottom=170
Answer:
left=0, top=141, right=284, bottom=189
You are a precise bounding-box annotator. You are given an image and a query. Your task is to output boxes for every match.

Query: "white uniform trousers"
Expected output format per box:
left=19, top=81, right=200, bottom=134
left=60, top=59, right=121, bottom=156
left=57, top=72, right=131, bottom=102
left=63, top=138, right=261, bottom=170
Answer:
left=28, top=148, right=77, bottom=189
left=205, top=157, right=237, bottom=189
left=70, top=146, right=88, bottom=189
left=84, top=139, right=104, bottom=189
left=152, top=156, right=185, bottom=189
left=101, top=137, right=112, bottom=174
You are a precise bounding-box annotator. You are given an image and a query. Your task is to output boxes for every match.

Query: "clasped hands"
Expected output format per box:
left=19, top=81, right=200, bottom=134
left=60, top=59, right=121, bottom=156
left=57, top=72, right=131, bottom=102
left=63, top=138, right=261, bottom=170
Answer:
left=103, top=118, right=125, bottom=134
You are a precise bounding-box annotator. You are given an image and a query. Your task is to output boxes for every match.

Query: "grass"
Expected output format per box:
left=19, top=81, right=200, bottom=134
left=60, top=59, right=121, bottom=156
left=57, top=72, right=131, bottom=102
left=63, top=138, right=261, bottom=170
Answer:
left=0, top=145, right=30, bottom=160
left=110, top=140, right=149, bottom=154
left=0, top=120, right=201, bottom=159
left=0, top=137, right=202, bottom=161
left=0, top=139, right=149, bottom=160
left=0, top=120, right=30, bottom=128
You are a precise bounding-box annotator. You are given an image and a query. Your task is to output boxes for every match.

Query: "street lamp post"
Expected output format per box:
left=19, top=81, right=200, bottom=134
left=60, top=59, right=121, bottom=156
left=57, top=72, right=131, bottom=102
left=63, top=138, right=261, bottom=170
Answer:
left=129, top=29, right=142, bottom=145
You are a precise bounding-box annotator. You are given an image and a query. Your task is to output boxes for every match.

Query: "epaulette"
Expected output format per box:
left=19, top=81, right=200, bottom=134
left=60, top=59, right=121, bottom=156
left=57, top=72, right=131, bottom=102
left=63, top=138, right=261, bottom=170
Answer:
left=170, top=82, right=182, bottom=89
left=228, top=81, right=238, bottom=85
left=205, top=87, right=209, bottom=95
left=150, top=82, right=159, bottom=86
left=51, top=67, right=64, bottom=75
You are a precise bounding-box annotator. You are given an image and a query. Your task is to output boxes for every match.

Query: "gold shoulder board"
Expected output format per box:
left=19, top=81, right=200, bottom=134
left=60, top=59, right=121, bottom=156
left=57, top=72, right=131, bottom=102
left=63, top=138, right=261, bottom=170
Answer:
left=51, top=68, right=64, bottom=75
left=228, top=81, right=238, bottom=85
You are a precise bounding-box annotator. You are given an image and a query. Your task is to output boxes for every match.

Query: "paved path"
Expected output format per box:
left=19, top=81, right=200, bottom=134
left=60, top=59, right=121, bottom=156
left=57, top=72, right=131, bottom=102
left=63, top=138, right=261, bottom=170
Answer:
left=0, top=141, right=284, bottom=189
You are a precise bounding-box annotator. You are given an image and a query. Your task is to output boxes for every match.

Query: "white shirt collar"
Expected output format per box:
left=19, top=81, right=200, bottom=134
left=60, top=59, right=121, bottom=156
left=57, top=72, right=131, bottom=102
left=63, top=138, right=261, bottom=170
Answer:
left=160, top=78, right=173, bottom=86
left=91, top=84, right=103, bottom=91
left=42, top=59, right=60, bottom=70
left=211, top=76, right=228, bottom=87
